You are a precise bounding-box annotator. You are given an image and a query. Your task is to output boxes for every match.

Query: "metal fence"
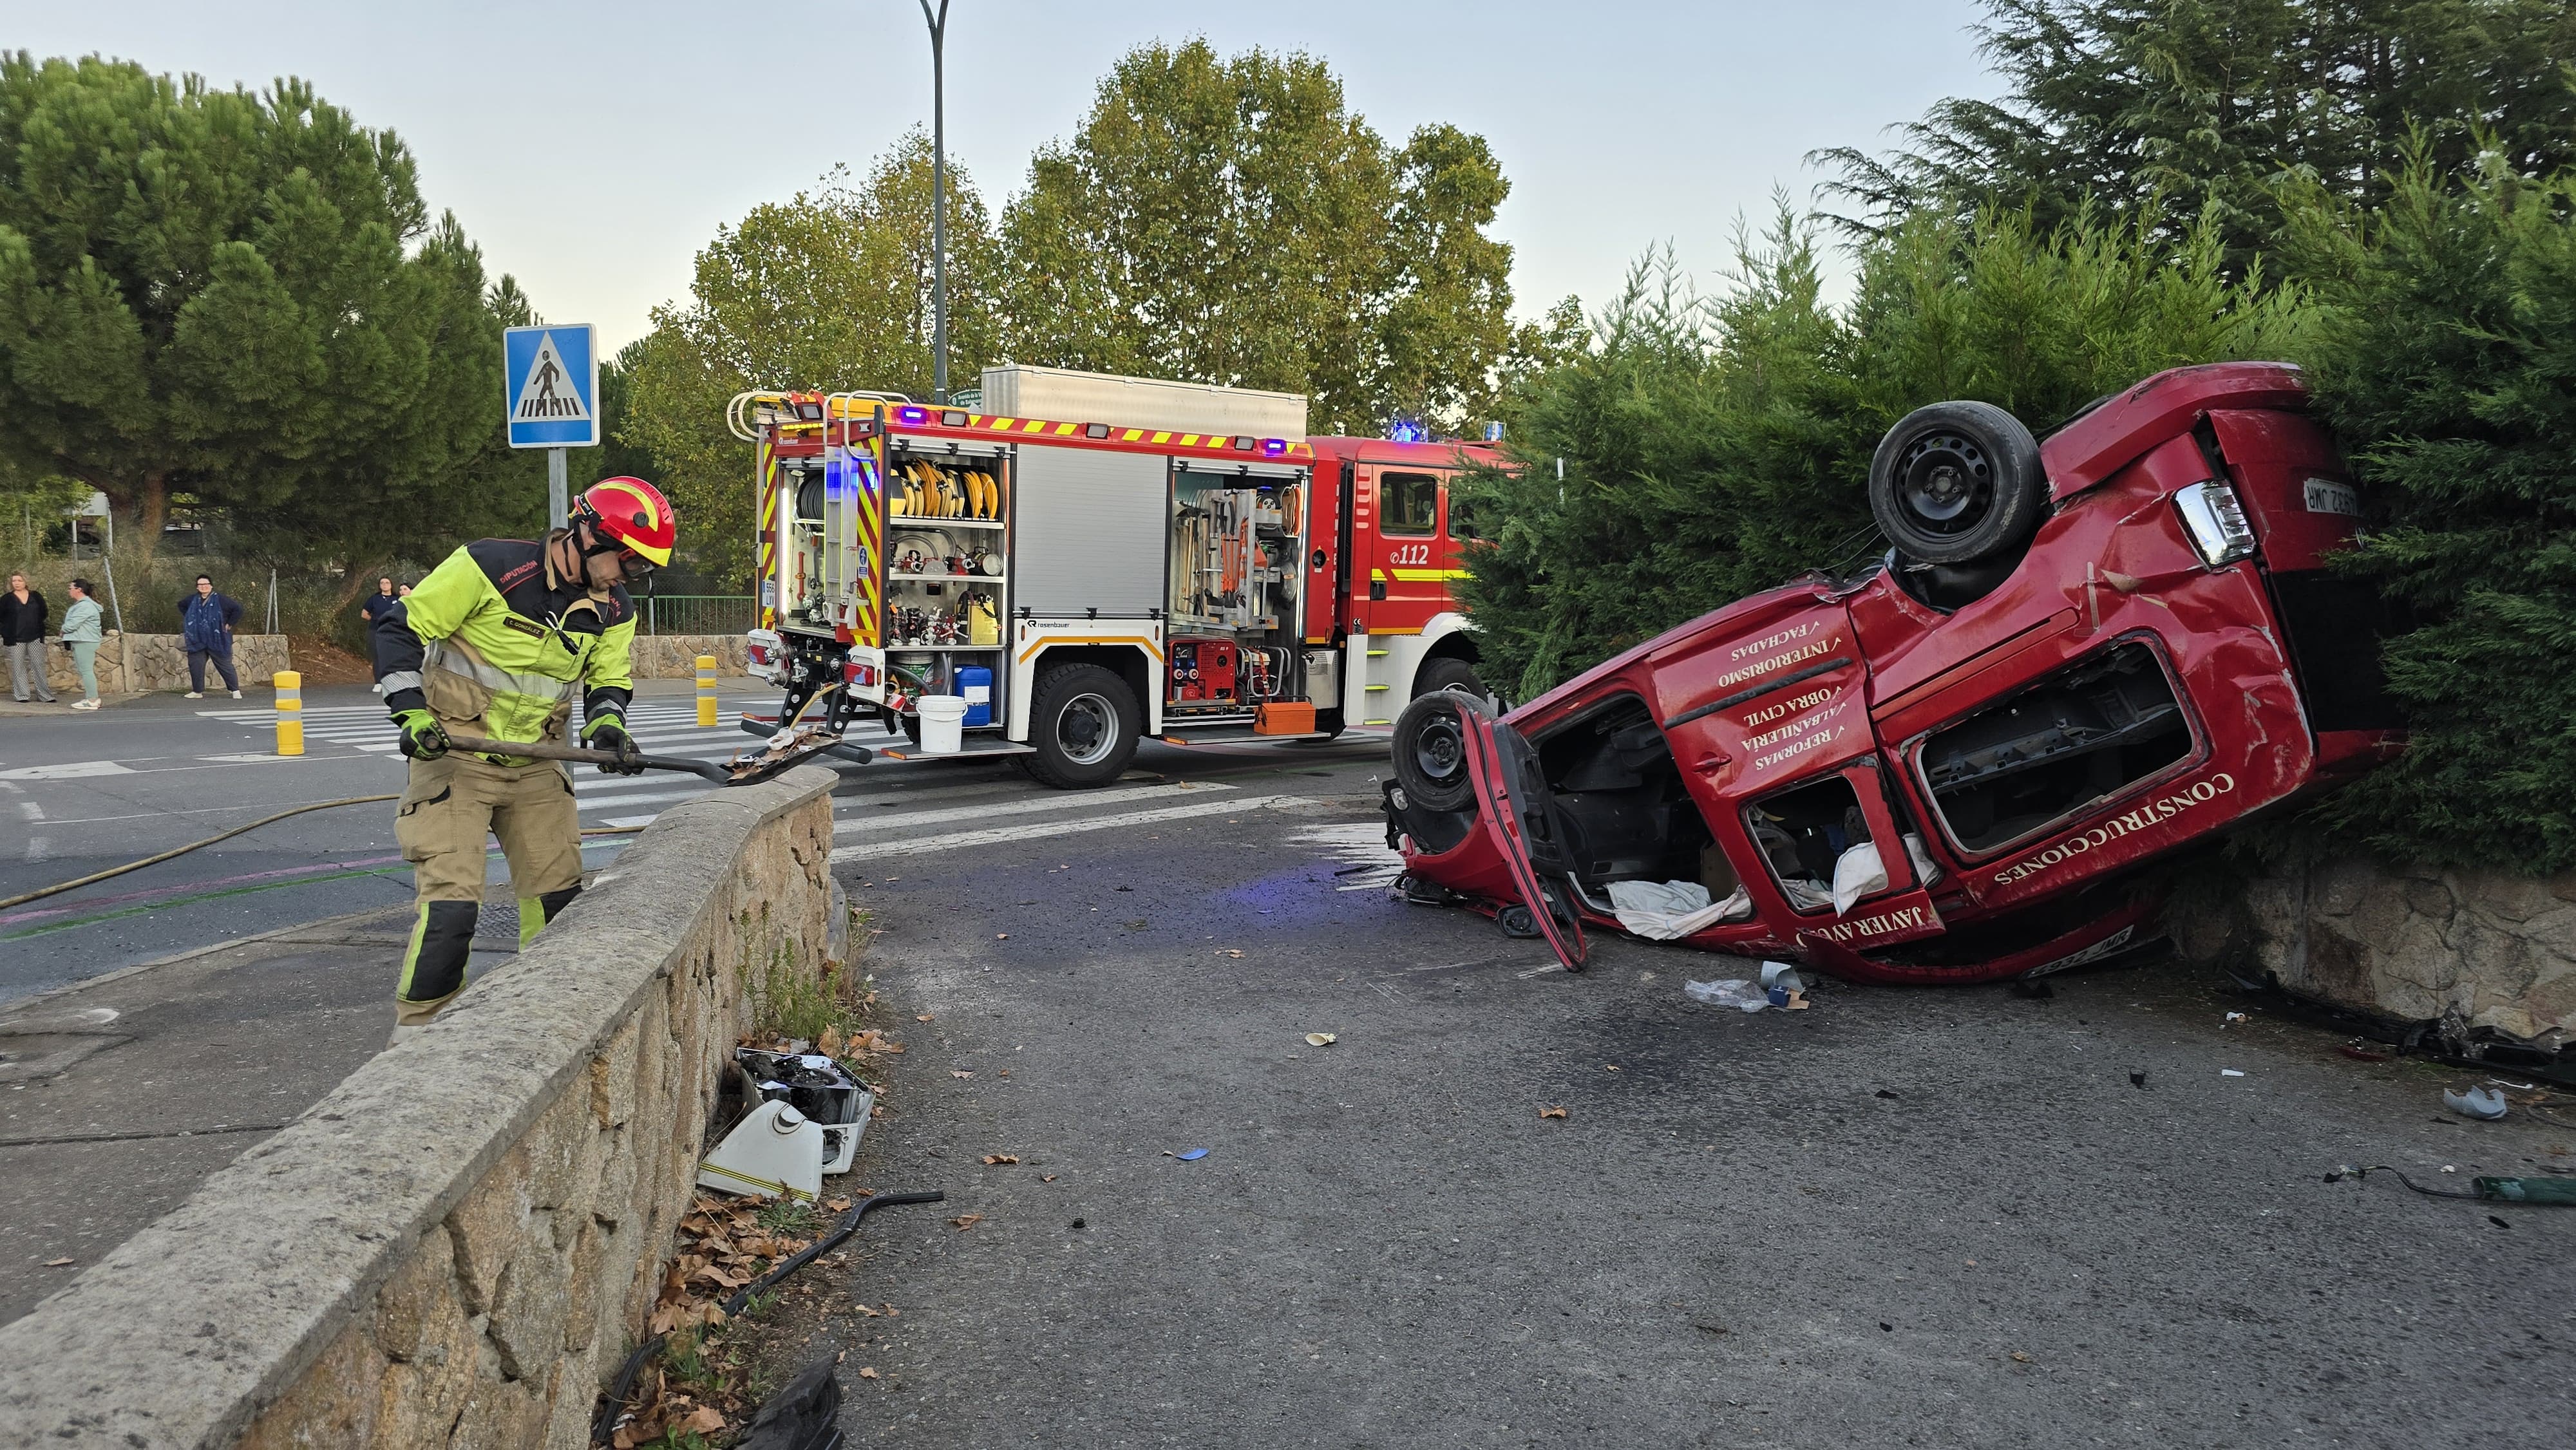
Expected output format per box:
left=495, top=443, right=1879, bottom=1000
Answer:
left=641, top=594, right=757, bottom=636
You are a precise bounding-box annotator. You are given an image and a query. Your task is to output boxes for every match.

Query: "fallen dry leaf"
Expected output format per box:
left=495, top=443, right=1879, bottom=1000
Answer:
left=2010, top=1351, right=2032, bottom=1363
left=952, top=1069, right=974, bottom=1079
left=853, top=1303, right=880, bottom=1316
left=1538, top=1106, right=1568, bottom=1120
left=676, top=1406, right=726, bottom=1434
left=1304, top=1032, right=1337, bottom=1047
left=817, top=1025, right=842, bottom=1057
left=826, top=1197, right=852, bottom=1212
left=1217, top=948, right=1245, bottom=958
left=981, top=1154, right=1020, bottom=1165
left=1041, top=1174, right=1060, bottom=1183
left=916, top=1013, right=935, bottom=1022
left=42, top=1257, right=73, bottom=1267
left=949, top=1214, right=983, bottom=1230
left=858, top=1366, right=880, bottom=1380
left=996, top=933, right=1009, bottom=939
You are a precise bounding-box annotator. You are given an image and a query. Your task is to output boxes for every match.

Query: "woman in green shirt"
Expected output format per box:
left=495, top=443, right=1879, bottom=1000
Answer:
left=60, top=578, right=103, bottom=710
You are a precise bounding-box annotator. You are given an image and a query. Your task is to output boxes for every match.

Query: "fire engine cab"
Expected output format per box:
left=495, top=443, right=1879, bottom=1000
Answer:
left=734, top=365, right=1500, bottom=787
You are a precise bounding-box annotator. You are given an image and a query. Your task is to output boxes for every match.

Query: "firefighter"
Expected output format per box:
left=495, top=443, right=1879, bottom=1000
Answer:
left=372, top=477, right=678, bottom=1040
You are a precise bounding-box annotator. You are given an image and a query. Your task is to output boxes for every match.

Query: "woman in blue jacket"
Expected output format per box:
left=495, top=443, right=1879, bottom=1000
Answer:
left=179, top=574, right=243, bottom=699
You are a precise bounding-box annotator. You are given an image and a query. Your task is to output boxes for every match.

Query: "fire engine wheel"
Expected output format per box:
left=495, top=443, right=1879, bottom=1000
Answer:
left=1024, top=663, right=1140, bottom=789
left=1390, top=689, right=1492, bottom=815
left=1868, top=400, right=2045, bottom=567
left=1412, top=655, right=1487, bottom=703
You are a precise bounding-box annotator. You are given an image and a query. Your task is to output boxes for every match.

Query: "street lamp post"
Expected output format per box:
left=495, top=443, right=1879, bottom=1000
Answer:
left=918, top=0, right=951, bottom=406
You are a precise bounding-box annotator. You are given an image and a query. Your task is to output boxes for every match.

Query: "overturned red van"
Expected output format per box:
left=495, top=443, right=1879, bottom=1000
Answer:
left=1384, top=363, right=2403, bottom=983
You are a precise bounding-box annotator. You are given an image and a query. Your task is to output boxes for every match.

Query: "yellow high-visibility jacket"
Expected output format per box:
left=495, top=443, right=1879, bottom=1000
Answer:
left=372, top=536, right=635, bottom=746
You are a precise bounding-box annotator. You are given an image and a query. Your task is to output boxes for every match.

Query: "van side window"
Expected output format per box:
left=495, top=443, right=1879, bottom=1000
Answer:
left=1380, top=472, right=1439, bottom=536
left=1918, top=640, right=2192, bottom=853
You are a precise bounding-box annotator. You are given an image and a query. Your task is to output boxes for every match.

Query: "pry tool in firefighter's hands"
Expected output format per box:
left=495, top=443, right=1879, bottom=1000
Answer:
left=439, top=728, right=863, bottom=786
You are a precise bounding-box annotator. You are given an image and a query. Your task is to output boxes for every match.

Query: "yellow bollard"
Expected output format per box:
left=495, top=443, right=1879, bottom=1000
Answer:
left=274, top=670, right=303, bottom=756
left=696, top=654, right=719, bottom=728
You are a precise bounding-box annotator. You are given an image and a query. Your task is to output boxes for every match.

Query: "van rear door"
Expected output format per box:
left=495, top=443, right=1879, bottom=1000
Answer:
left=1461, top=710, right=1588, bottom=972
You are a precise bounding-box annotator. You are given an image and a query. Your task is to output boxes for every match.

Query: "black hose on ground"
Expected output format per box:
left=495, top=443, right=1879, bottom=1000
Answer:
left=0, top=795, right=400, bottom=912
left=589, top=1189, right=946, bottom=1447
left=0, top=796, right=653, bottom=914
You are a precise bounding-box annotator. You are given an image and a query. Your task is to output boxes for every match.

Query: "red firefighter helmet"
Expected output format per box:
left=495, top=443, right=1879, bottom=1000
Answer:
left=571, top=476, right=677, bottom=568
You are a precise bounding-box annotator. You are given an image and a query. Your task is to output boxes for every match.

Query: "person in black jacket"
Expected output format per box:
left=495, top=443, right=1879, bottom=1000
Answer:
left=3, top=572, right=56, bottom=704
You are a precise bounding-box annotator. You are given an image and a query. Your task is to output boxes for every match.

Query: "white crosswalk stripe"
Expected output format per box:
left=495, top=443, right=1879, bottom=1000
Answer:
left=829, top=794, right=1305, bottom=862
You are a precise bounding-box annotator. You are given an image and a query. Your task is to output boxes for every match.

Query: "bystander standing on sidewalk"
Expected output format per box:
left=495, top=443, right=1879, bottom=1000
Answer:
left=3, top=570, right=58, bottom=704
left=58, top=578, right=104, bottom=710
left=179, top=573, right=243, bottom=700
left=359, top=576, right=397, bottom=693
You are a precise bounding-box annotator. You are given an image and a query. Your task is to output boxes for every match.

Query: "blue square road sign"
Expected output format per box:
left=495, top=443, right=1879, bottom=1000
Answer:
left=505, top=325, right=599, bottom=448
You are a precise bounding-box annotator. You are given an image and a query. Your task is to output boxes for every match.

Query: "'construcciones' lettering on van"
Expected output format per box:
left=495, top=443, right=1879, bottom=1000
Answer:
left=1987, top=773, right=2238, bottom=886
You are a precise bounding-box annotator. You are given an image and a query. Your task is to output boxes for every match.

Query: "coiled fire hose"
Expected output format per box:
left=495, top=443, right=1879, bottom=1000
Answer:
left=0, top=795, right=654, bottom=914
left=589, top=1189, right=947, bottom=1446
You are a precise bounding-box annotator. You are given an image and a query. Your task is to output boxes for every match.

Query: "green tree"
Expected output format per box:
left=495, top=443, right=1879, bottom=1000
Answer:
left=1817, top=1, right=2576, bottom=267
left=997, top=40, right=1521, bottom=435
left=622, top=132, right=995, bottom=586
left=2284, top=155, right=2576, bottom=869
left=0, top=53, right=527, bottom=564
left=1457, top=205, right=2305, bottom=698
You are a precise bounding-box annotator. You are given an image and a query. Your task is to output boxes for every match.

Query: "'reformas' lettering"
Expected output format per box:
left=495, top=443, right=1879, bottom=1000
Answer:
left=1989, top=773, right=2238, bottom=887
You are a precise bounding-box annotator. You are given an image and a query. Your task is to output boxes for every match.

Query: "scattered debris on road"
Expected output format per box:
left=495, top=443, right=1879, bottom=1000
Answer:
left=2444, top=1086, right=2509, bottom=1120
left=1538, top=1106, right=1567, bottom=1120
left=1304, top=1032, right=1337, bottom=1046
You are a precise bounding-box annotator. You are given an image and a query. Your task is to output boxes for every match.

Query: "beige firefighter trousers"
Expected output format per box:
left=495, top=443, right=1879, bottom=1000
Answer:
left=391, top=750, right=584, bottom=1026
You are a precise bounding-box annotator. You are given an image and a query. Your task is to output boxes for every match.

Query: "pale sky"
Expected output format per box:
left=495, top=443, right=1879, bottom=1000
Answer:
left=11, top=1, right=1999, bottom=351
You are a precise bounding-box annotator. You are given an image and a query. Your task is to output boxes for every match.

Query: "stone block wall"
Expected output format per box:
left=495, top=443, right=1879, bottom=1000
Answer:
left=627, top=633, right=749, bottom=679
left=39, top=633, right=293, bottom=695
left=2166, top=856, right=2576, bottom=1040
left=0, top=767, right=840, bottom=1449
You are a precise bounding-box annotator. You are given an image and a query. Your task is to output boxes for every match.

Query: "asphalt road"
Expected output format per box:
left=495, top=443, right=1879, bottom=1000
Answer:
left=1, top=681, right=1374, bottom=1006
left=9, top=687, right=2572, bottom=1445
left=775, top=791, right=2576, bottom=1449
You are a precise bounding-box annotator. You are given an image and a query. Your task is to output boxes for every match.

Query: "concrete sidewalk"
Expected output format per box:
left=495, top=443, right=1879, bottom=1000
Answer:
left=0, top=899, right=526, bottom=1326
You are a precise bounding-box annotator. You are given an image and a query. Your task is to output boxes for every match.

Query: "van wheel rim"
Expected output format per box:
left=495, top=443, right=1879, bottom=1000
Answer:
left=1897, top=432, right=1993, bottom=532
left=1056, top=693, right=1117, bottom=766
left=1414, top=713, right=1465, bottom=784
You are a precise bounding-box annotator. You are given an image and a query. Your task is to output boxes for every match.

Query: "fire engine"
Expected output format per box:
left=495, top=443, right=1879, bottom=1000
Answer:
left=732, top=365, right=1501, bottom=787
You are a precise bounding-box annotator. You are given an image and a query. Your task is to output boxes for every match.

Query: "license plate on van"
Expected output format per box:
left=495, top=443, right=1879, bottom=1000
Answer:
left=2303, top=477, right=2359, bottom=516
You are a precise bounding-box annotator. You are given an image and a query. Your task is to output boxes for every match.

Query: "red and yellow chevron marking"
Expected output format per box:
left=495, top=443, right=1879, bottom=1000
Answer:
left=755, top=439, right=777, bottom=629
left=797, top=395, right=1318, bottom=463
left=851, top=436, right=884, bottom=646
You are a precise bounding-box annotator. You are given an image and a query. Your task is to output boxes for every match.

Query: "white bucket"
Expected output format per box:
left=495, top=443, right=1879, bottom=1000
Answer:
left=916, top=695, right=969, bottom=755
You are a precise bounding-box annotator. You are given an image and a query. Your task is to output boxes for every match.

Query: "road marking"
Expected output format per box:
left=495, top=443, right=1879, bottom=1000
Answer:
left=831, top=793, right=1299, bottom=862
left=17, top=802, right=39, bottom=821
left=830, top=780, right=1235, bottom=838
left=0, top=760, right=136, bottom=781
left=24, top=836, right=48, bottom=862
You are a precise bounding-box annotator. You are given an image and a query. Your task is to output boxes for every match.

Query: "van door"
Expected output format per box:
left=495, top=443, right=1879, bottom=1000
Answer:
left=1461, top=709, right=1587, bottom=971
left=1642, top=594, right=1946, bottom=957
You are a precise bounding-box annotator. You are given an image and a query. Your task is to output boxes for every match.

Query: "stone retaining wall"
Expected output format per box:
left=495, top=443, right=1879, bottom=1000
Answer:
left=40, top=633, right=292, bottom=695
left=2166, top=857, right=2576, bottom=1040
left=0, top=767, right=842, bottom=1449
left=628, top=633, right=748, bottom=680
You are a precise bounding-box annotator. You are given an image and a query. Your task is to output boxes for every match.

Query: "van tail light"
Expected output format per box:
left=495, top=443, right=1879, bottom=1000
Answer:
left=2174, top=480, right=2257, bottom=569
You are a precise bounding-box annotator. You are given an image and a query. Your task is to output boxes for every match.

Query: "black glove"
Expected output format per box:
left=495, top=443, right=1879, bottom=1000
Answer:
left=393, top=708, right=450, bottom=760
left=581, top=713, right=647, bottom=775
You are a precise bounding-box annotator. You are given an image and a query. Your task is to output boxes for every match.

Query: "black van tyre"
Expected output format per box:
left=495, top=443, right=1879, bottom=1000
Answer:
left=1414, top=655, right=1487, bottom=703
left=1024, top=663, right=1140, bottom=789
left=1390, top=688, right=1492, bottom=814
left=1868, top=400, right=2046, bottom=566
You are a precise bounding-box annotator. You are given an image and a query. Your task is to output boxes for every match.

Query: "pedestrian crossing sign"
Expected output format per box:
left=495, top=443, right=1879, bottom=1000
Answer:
left=504, top=325, right=599, bottom=448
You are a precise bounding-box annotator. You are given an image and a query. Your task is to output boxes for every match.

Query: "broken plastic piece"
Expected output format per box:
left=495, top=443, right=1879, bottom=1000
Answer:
left=1684, top=979, right=1768, bottom=1012
left=2221, top=1069, right=2246, bottom=1077
left=2443, top=1086, right=2508, bottom=1121
left=1176, top=1147, right=1209, bottom=1161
